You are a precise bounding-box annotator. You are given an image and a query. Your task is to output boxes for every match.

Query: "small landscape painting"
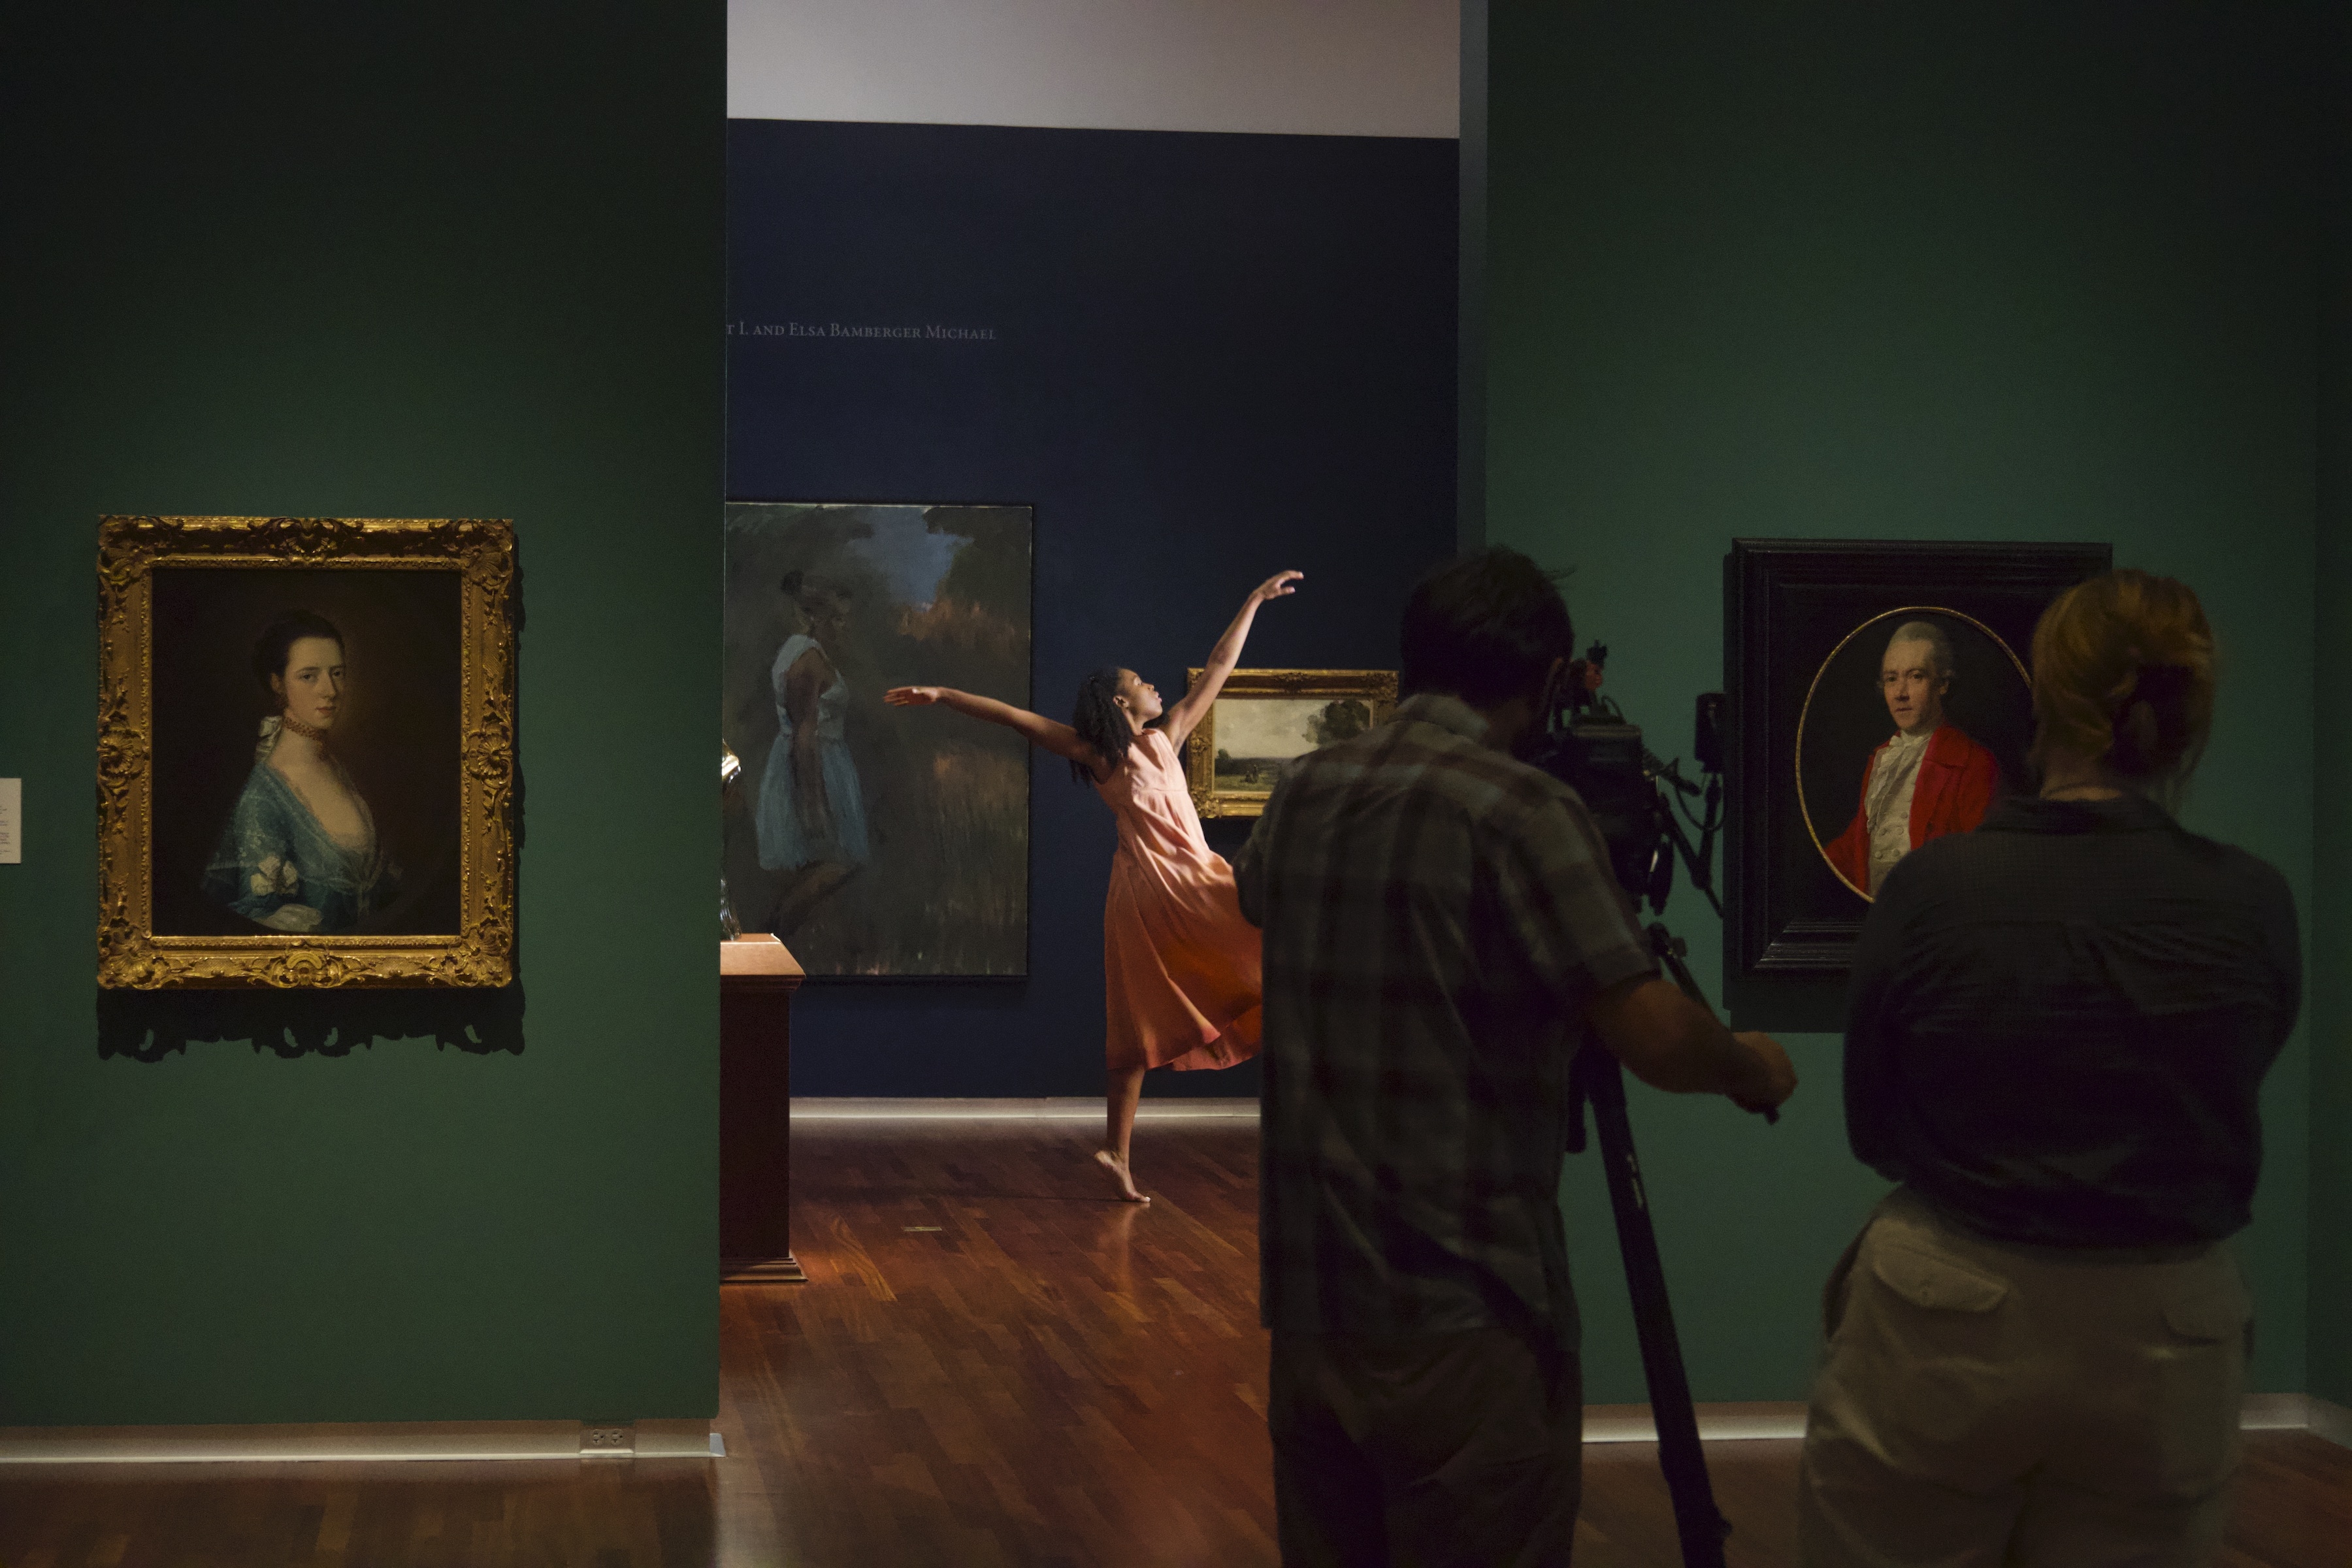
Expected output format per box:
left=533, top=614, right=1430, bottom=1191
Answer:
left=1184, top=669, right=1396, bottom=818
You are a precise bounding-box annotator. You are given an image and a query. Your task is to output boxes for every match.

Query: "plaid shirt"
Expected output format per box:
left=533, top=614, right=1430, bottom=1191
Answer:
left=1234, top=693, right=1656, bottom=1343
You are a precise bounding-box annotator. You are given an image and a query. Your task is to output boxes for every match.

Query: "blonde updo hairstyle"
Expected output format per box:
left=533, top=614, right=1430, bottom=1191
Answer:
left=2029, top=568, right=2215, bottom=801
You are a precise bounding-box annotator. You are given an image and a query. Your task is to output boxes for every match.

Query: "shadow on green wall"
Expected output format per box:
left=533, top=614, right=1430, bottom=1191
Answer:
left=1722, top=971, right=1845, bottom=1036
left=95, top=983, right=525, bottom=1060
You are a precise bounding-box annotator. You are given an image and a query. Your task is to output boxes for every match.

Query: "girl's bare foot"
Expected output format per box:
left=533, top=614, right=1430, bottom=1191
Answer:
left=1095, top=1148, right=1149, bottom=1203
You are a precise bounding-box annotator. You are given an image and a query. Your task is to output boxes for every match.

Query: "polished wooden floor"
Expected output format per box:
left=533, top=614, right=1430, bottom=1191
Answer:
left=3, top=1111, right=2349, bottom=1566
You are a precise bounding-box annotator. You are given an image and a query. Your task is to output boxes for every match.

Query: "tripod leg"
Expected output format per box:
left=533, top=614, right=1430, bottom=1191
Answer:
left=1578, top=1049, right=1731, bottom=1568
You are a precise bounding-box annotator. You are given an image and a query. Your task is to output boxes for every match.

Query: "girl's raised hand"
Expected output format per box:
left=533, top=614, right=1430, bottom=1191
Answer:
left=1252, top=570, right=1305, bottom=604
left=885, top=685, right=944, bottom=706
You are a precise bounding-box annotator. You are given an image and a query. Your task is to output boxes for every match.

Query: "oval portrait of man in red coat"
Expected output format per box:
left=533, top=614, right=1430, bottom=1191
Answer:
left=1795, top=608, right=2031, bottom=901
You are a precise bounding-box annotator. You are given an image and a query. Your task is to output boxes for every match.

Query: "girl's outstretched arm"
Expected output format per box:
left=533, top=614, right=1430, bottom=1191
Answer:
left=1160, top=570, right=1303, bottom=746
left=885, top=686, right=1104, bottom=775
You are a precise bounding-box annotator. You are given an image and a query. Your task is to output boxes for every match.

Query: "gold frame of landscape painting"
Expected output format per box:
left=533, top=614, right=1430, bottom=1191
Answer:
left=1183, top=668, right=1397, bottom=819
left=97, top=515, right=518, bottom=989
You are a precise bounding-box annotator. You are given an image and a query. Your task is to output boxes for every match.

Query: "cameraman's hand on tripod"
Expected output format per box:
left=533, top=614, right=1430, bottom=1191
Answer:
left=1728, top=1031, right=1797, bottom=1116
left=1584, top=977, right=1798, bottom=1114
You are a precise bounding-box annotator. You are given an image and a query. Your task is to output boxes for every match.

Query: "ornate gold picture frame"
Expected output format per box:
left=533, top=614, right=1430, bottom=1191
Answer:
left=97, top=516, right=517, bottom=988
left=1183, top=668, right=1397, bottom=819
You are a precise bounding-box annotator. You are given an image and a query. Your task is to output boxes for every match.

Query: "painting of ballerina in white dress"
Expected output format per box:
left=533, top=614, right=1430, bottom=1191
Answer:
left=724, top=502, right=1032, bottom=977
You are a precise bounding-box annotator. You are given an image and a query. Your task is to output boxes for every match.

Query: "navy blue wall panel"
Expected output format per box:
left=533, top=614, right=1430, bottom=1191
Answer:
left=728, top=119, right=1456, bottom=1096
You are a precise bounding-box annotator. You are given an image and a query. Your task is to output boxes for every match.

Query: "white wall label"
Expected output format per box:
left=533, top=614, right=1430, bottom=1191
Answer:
left=0, top=779, right=18, bottom=863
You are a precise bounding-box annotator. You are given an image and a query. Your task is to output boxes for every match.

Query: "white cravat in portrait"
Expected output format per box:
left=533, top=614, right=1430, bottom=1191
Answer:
left=1864, top=728, right=1933, bottom=893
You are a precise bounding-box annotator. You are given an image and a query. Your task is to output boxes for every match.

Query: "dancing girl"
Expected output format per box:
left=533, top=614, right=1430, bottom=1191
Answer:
left=886, top=570, right=1301, bottom=1202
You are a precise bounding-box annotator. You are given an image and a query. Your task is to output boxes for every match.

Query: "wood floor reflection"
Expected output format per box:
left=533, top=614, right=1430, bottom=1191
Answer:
left=2, top=1110, right=2348, bottom=1565
left=718, top=1113, right=1275, bottom=1566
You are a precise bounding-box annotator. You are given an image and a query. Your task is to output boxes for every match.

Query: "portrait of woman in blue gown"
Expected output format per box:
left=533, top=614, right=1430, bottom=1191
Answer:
left=202, top=610, right=399, bottom=934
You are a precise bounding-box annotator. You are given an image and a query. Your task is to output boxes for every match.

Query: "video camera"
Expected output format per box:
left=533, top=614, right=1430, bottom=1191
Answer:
left=1523, top=647, right=1751, bottom=1568
left=1522, top=642, right=1727, bottom=919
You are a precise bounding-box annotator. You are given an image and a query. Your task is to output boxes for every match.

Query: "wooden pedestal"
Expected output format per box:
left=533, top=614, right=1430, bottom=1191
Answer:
left=720, top=934, right=805, bottom=1283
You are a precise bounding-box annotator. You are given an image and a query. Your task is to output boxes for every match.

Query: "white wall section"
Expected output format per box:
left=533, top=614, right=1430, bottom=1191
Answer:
left=729, top=0, right=1460, bottom=138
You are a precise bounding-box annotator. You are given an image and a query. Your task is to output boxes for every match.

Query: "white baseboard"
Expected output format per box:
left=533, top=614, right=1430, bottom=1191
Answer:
left=3, top=1397, right=2340, bottom=1465
left=2238, top=1392, right=2352, bottom=1446
left=2311, top=1395, right=2352, bottom=1448
left=791, top=1097, right=1257, bottom=1120
left=2240, top=1392, right=2311, bottom=1431
left=0, top=1419, right=717, bottom=1465
left=1583, top=1394, right=2351, bottom=1448
left=1585, top=1402, right=1805, bottom=1443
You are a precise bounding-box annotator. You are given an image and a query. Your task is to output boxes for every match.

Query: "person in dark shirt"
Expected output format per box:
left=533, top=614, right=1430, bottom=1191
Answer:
left=1237, top=548, right=1795, bottom=1567
left=1799, top=569, right=2300, bottom=1568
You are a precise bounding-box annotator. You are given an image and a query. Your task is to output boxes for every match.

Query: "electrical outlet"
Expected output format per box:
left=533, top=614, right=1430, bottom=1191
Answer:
left=580, top=1422, right=636, bottom=1457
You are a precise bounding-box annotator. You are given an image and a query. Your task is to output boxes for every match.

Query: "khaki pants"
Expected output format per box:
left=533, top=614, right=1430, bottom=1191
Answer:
left=1798, top=1189, right=2251, bottom=1568
left=1270, top=1328, right=1582, bottom=1567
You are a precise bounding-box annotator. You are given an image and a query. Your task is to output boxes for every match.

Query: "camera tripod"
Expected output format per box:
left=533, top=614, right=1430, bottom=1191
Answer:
left=1566, top=922, right=1761, bottom=1568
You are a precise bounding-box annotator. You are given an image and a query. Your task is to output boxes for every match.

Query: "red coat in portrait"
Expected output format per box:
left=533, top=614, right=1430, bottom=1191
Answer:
left=1824, top=724, right=2000, bottom=892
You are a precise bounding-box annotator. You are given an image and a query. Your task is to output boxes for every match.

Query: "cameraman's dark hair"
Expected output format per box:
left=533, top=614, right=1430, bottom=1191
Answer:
left=252, top=610, right=345, bottom=694
left=1069, top=666, right=1133, bottom=785
left=1398, top=547, right=1575, bottom=708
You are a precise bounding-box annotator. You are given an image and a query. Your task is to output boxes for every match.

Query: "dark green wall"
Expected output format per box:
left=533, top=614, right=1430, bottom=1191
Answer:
left=1488, top=3, right=2323, bottom=1401
left=2314, top=3, right=2352, bottom=1411
left=0, top=6, right=723, bottom=1422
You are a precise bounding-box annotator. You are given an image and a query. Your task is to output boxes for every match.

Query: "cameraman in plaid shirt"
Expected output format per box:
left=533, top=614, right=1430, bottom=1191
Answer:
left=1236, top=548, right=1795, bottom=1567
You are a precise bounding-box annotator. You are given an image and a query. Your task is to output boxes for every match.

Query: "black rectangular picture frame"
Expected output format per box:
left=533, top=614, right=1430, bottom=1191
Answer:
left=1725, top=538, right=2112, bottom=976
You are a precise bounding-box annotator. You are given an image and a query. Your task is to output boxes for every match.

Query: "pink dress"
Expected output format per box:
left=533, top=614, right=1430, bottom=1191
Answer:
left=1093, top=729, right=1264, bottom=1072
